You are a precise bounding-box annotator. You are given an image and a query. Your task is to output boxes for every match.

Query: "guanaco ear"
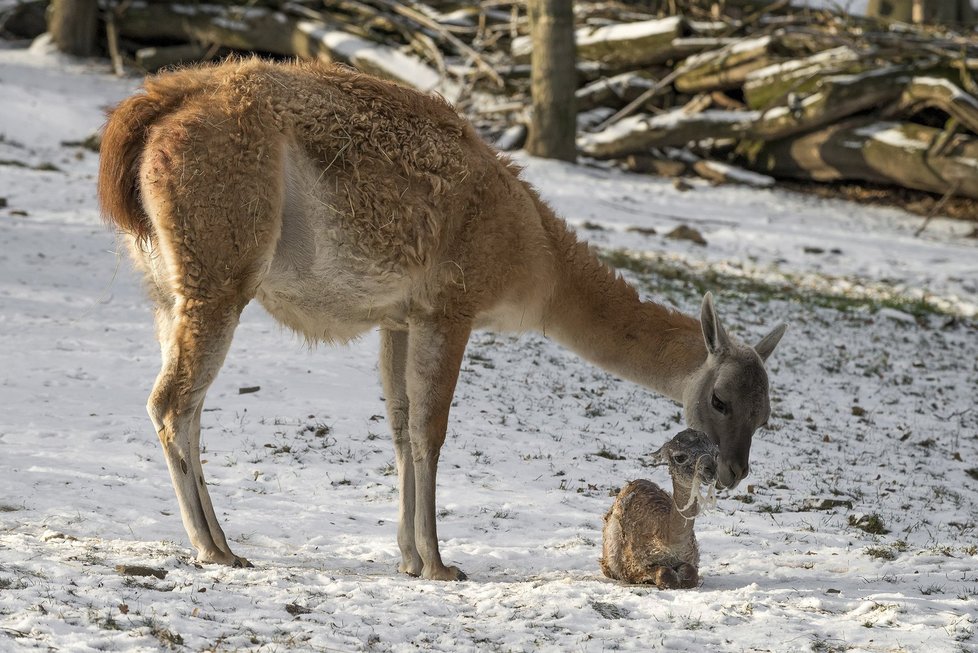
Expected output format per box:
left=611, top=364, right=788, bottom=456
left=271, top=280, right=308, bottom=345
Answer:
left=650, top=444, right=669, bottom=466
left=700, top=292, right=730, bottom=355
left=754, top=323, right=787, bottom=362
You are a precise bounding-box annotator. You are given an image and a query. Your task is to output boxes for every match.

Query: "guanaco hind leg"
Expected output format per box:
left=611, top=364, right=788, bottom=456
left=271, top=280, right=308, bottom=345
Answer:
left=379, top=328, right=423, bottom=576
left=147, top=296, right=250, bottom=566
left=131, top=91, right=283, bottom=565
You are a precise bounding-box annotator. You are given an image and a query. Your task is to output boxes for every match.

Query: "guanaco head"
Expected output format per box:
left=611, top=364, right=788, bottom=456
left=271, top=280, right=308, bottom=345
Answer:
left=652, top=428, right=719, bottom=492
left=683, top=293, right=786, bottom=490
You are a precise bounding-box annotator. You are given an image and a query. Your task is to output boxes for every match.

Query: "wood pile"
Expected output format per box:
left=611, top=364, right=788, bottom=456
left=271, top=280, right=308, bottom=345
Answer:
left=9, top=0, right=978, bottom=200
left=568, top=9, right=978, bottom=200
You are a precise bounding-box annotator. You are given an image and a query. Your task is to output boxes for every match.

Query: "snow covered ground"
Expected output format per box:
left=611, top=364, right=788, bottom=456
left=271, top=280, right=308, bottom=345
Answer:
left=1, top=39, right=977, bottom=653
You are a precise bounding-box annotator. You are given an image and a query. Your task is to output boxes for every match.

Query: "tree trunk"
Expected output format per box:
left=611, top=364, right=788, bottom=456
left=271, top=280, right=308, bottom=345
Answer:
left=526, top=0, right=577, bottom=162
left=48, top=0, right=98, bottom=56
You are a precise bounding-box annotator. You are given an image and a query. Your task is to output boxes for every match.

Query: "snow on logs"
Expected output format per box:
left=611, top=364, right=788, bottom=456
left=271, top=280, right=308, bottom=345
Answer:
left=568, top=13, right=978, bottom=200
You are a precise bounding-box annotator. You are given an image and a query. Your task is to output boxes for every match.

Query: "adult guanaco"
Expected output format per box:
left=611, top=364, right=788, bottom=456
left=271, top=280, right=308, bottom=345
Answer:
left=98, top=58, right=786, bottom=580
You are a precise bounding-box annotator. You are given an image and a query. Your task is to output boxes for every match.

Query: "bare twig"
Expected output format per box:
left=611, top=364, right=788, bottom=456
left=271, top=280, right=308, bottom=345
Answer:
left=594, top=66, right=688, bottom=133
left=369, top=0, right=504, bottom=88
left=914, top=179, right=961, bottom=237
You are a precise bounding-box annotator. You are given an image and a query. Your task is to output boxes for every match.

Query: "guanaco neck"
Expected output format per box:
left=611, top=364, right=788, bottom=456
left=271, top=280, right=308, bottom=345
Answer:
left=537, top=208, right=707, bottom=402
left=668, top=478, right=698, bottom=543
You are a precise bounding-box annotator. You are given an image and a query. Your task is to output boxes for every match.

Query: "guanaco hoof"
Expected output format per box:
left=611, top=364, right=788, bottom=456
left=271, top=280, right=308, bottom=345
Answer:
left=600, top=429, right=719, bottom=588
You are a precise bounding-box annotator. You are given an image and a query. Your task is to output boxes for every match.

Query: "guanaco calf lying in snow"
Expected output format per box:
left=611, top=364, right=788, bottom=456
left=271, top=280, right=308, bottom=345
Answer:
left=601, top=429, right=719, bottom=588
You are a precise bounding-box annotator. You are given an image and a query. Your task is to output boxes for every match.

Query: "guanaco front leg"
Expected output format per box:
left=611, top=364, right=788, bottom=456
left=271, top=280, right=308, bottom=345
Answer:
left=405, top=318, right=471, bottom=581
left=379, top=328, right=423, bottom=576
left=148, top=297, right=249, bottom=567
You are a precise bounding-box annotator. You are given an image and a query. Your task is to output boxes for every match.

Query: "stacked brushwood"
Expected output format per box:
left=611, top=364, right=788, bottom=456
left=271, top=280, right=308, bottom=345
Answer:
left=14, top=0, right=978, bottom=199
left=567, top=9, right=978, bottom=200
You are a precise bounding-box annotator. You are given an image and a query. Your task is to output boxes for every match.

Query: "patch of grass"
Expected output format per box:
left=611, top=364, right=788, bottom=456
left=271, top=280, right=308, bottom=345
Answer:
left=89, top=608, right=122, bottom=631
left=594, top=447, right=625, bottom=461
left=584, top=404, right=606, bottom=418
left=926, top=544, right=955, bottom=557
left=285, top=602, right=312, bottom=616
left=681, top=616, right=705, bottom=631
left=142, top=616, right=184, bottom=648
left=598, top=248, right=961, bottom=319
left=299, top=422, right=331, bottom=438
left=849, top=514, right=889, bottom=535
left=811, top=636, right=850, bottom=652
left=590, top=601, right=628, bottom=620
left=864, top=546, right=896, bottom=561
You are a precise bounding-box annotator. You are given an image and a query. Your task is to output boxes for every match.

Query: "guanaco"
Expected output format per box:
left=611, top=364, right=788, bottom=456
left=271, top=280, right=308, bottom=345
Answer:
left=98, top=58, right=786, bottom=580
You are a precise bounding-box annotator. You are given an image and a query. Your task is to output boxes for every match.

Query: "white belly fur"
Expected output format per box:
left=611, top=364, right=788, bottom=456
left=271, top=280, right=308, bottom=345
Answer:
left=256, top=145, right=411, bottom=343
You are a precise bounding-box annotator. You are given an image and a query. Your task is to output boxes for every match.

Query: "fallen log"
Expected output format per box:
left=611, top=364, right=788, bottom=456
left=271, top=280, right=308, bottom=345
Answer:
left=579, top=108, right=758, bottom=159
left=674, top=35, right=776, bottom=93
left=114, top=2, right=455, bottom=96
left=575, top=71, right=660, bottom=111
left=749, top=66, right=912, bottom=140
left=512, top=16, right=685, bottom=67
left=135, top=43, right=212, bottom=72
left=740, top=118, right=978, bottom=198
left=742, top=45, right=865, bottom=109
left=691, top=159, right=776, bottom=187
left=513, top=16, right=728, bottom=69
left=623, top=154, right=689, bottom=177
left=574, top=16, right=687, bottom=67
left=0, top=0, right=47, bottom=38
left=886, top=76, right=978, bottom=135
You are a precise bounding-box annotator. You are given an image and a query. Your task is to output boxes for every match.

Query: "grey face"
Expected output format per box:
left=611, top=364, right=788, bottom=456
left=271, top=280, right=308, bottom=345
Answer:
left=653, top=428, right=719, bottom=491
left=683, top=293, right=786, bottom=490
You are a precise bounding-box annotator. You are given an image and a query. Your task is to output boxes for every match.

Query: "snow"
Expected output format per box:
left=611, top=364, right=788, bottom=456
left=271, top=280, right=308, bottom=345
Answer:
left=2, top=42, right=978, bottom=652
left=516, top=16, right=683, bottom=58
left=747, top=46, right=861, bottom=82
left=792, top=0, right=978, bottom=15
left=914, top=76, right=978, bottom=110
left=576, top=16, right=683, bottom=47
left=579, top=110, right=758, bottom=150
left=792, top=0, right=871, bottom=13
left=683, top=36, right=771, bottom=69
left=697, top=161, right=776, bottom=187
left=855, top=122, right=930, bottom=152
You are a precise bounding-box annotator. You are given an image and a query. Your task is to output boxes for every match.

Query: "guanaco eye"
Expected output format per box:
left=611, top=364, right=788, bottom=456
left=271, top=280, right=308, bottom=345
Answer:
left=711, top=392, right=728, bottom=415
left=672, top=452, right=690, bottom=465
